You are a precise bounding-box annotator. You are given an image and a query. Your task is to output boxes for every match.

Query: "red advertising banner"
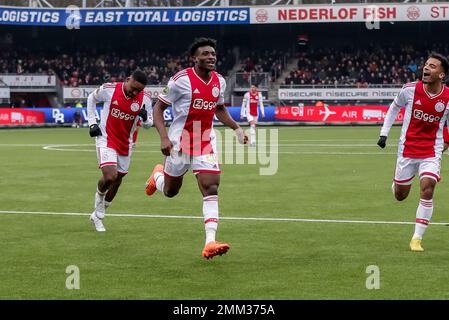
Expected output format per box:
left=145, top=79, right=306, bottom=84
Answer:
left=251, top=4, right=449, bottom=24
left=275, top=105, right=404, bottom=123
left=0, top=109, right=45, bottom=125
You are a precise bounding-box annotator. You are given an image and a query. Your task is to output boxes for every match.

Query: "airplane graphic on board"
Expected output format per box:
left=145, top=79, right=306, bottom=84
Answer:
left=319, top=104, right=337, bottom=121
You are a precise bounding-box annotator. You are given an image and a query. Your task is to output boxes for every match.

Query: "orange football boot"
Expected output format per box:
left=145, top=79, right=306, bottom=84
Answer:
left=202, top=241, right=230, bottom=260
left=145, top=164, right=164, bottom=196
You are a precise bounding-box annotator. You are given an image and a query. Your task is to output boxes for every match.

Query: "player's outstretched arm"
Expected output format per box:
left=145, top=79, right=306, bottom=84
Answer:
left=378, top=86, right=407, bottom=148
left=259, top=93, right=265, bottom=118
left=153, top=99, right=173, bottom=155
left=216, top=105, right=248, bottom=144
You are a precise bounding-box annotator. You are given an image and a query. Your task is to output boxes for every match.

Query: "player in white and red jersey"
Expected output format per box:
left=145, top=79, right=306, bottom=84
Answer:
left=87, top=70, right=153, bottom=232
left=378, top=53, right=449, bottom=251
left=240, top=84, right=265, bottom=147
left=144, top=38, right=248, bottom=259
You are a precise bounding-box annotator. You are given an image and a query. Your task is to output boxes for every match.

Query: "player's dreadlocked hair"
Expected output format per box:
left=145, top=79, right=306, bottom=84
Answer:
left=189, top=37, right=217, bottom=57
left=429, top=52, right=449, bottom=76
left=131, top=69, right=148, bottom=86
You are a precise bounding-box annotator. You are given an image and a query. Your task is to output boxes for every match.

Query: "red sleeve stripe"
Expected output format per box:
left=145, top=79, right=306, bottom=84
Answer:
left=173, top=69, right=187, bottom=78
left=158, top=96, right=171, bottom=105
left=173, top=72, right=188, bottom=81
left=404, top=82, right=417, bottom=88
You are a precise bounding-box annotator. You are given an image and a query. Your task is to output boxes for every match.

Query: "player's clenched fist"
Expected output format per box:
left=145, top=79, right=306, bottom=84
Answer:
left=139, top=105, right=148, bottom=122
left=377, top=136, right=387, bottom=149
left=160, top=136, right=173, bottom=156
left=89, top=124, right=102, bottom=137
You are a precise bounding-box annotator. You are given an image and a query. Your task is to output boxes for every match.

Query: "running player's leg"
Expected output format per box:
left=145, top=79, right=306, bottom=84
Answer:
left=248, top=117, right=256, bottom=147
left=91, top=146, right=119, bottom=231
left=193, top=154, right=229, bottom=259
left=393, top=156, right=417, bottom=201
left=104, top=172, right=125, bottom=207
left=146, top=152, right=188, bottom=198
left=104, top=154, right=131, bottom=208
left=410, top=158, right=440, bottom=251
left=162, top=174, right=184, bottom=198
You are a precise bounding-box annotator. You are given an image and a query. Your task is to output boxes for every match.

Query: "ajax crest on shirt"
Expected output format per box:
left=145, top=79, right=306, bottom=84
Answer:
left=435, top=102, right=446, bottom=113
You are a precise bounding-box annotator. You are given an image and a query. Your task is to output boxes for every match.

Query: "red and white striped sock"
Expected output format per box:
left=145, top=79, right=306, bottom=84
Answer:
left=413, top=199, right=433, bottom=240
left=203, top=195, right=219, bottom=245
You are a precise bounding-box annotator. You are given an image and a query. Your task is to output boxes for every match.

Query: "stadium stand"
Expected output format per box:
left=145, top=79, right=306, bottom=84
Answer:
left=239, top=49, right=291, bottom=84
left=282, top=44, right=449, bottom=87
left=0, top=48, right=236, bottom=86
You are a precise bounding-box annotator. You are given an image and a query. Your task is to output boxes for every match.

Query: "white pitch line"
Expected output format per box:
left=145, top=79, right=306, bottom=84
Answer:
left=35, top=144, right=398, bottom=155
left=0, top=210, right=448, bottom=226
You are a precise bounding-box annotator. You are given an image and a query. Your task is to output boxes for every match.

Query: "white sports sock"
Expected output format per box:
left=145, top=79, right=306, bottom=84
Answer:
left=97, top=187, right=107, bottom=200
left=154, top=172, right=165, bottom=192
left=203, top=195, right=219, bottom=245
left=105, top=201, right=111, bottom=209
left=413, top=199, right=433, bottom=240
left=250, top=125, right=256, bottom=145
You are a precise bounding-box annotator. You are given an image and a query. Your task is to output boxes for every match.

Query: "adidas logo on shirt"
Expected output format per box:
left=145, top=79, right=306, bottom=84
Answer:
left=113, top=100, right=119, bottom=105
left=415, top=100, right=422, bottom=105
left=193, top=89, right=200, bottom=94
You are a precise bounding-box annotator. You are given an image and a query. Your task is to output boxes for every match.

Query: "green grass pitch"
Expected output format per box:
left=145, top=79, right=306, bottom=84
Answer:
left=2, top=126, right=449, bottom=299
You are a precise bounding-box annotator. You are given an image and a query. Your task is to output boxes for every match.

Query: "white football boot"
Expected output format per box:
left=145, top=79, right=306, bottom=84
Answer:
left=90, top=211, right=106, bottom=232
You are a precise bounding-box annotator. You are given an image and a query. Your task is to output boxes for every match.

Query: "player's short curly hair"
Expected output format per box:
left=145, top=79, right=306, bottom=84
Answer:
left=189, top=37, right=217, bottom=57
left=429, top=52, right=449, bottom=75
left=131, top=69, right=148, bottom=86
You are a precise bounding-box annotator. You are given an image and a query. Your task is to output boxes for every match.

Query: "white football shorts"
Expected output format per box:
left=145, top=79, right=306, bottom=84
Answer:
left=163, top=151, right=220, bottom=177
left=95, top=136, right=132, bottom=174
left=393, top=156, right=441, bottom=185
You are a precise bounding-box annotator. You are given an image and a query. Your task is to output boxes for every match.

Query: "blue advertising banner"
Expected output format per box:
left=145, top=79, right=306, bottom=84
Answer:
left=0, top=6, right=249, bottom=26
left=26, top=106, right=277, bottom=124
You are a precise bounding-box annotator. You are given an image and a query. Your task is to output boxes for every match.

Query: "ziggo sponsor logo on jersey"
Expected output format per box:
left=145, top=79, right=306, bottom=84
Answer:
left=111, top=108, right=136, bottom=121
left=193, top=99, right=217, bottom=110
left=413, top=109, right=441, bottom=123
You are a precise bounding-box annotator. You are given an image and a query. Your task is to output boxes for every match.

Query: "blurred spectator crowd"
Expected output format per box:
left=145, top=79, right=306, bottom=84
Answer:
left=0, top=48, right=236, bottom=86
left=284, top=44, right=449, bottom=87
left=237, top=49, right=290, bottom=87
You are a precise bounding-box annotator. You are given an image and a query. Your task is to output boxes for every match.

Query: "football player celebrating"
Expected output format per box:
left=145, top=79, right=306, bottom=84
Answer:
left=145, top=38, right=248, bottom=259
left=377, top=53, right=449, bottom=251
left=87, top=70, right=153, bottom=232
